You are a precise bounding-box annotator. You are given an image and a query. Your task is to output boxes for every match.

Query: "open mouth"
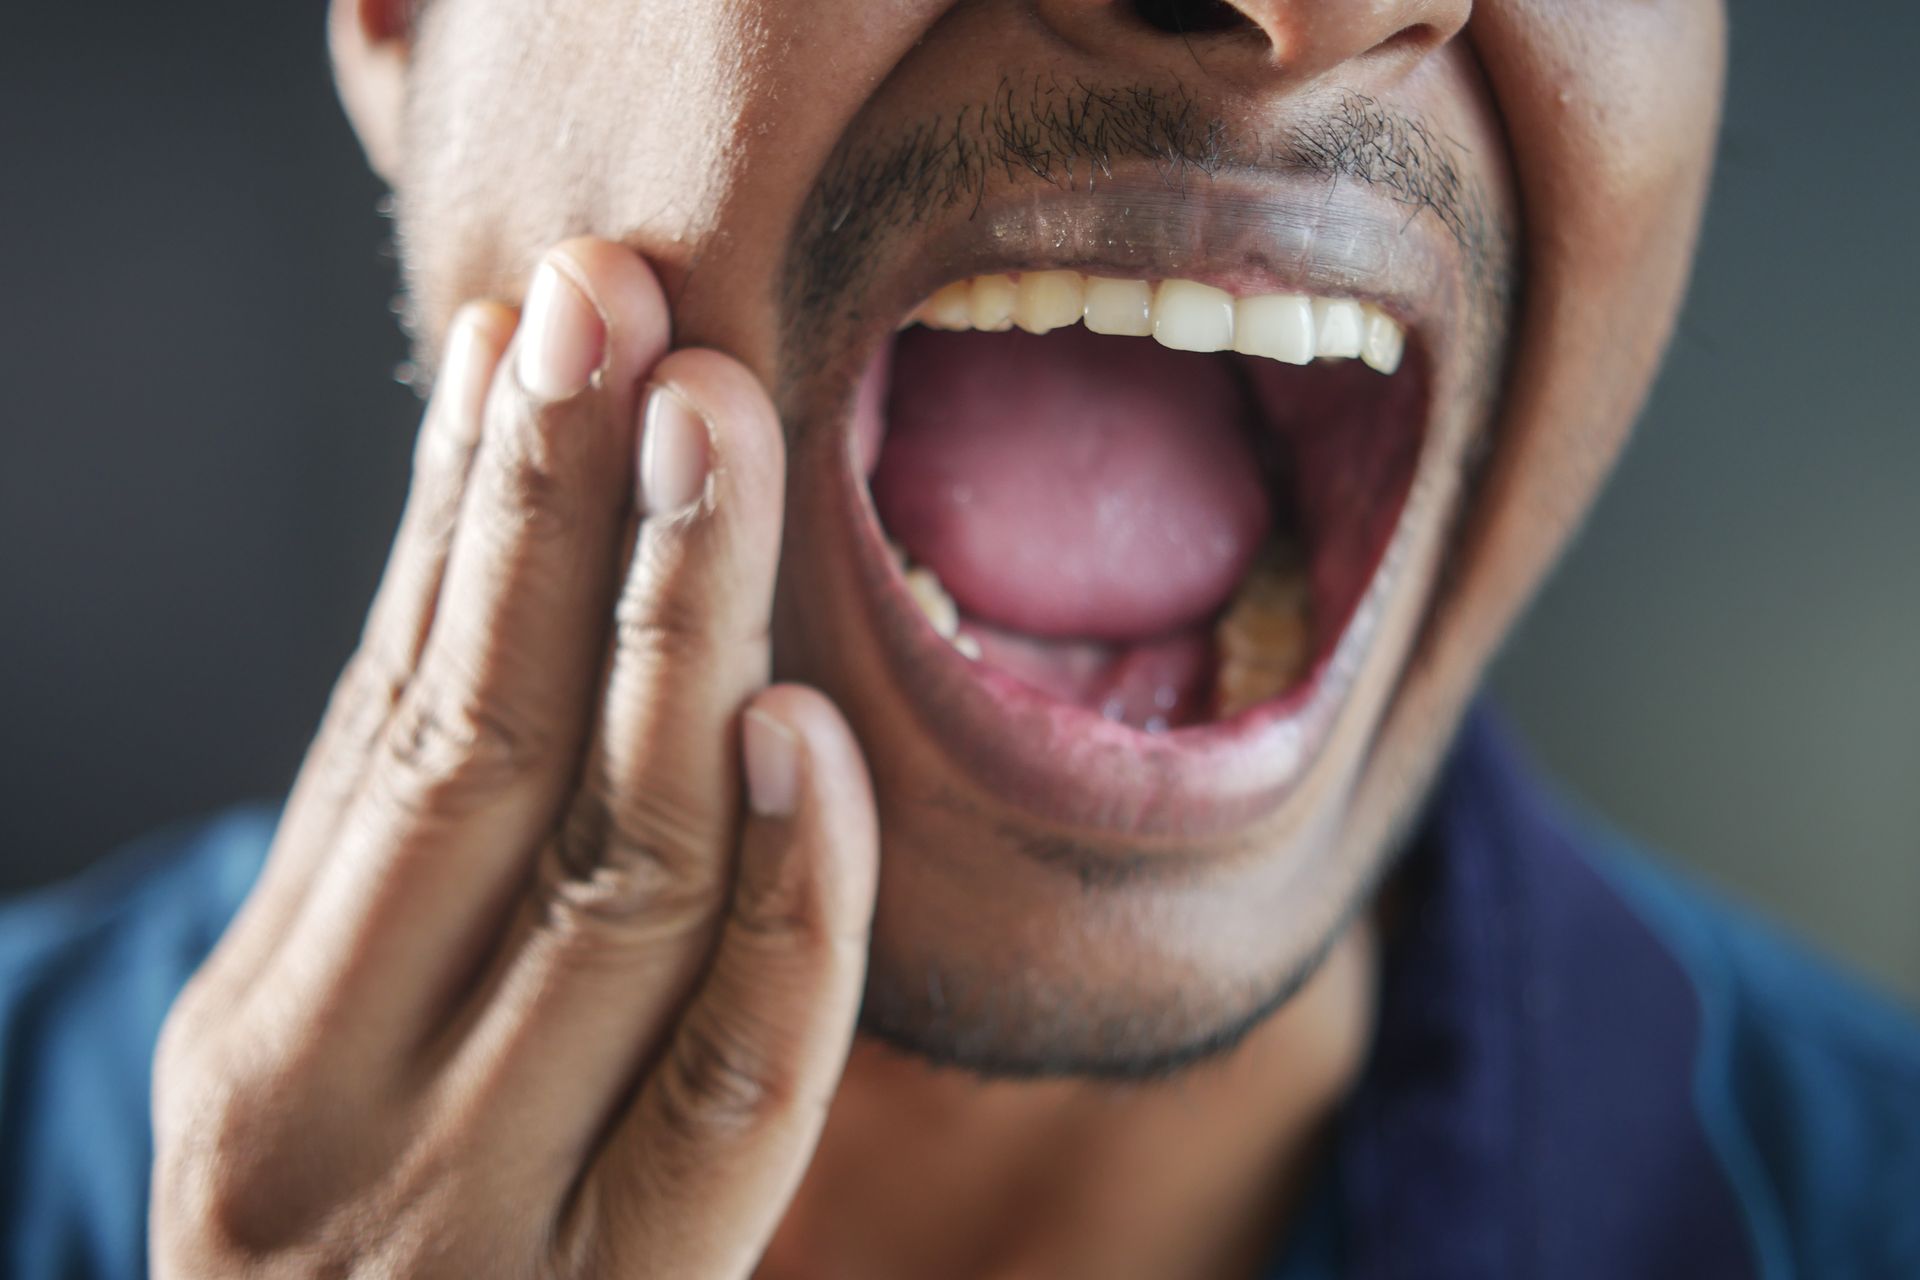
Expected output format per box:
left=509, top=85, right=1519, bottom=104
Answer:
left=777, top=170, right=1475, bottom=838
left=848, top=267, right=1425, bottom=747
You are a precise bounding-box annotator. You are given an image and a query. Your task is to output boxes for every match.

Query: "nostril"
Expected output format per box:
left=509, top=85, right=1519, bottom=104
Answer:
left=1128, top=0, right=1256, bottom=37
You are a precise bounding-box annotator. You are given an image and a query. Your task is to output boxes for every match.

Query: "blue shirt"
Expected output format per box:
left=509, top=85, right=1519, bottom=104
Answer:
left=5, top=714, right=1918, bottom=1277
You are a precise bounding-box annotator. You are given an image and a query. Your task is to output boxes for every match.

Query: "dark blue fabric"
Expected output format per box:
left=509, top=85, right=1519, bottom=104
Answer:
left=1325, top=717, right=1760, bottom=1279
left=0, top=806, right=273, bottom=1280
left=5, top=718, right=1918, bottom=1279
left=1592, top=834, right=1920, bottom=1278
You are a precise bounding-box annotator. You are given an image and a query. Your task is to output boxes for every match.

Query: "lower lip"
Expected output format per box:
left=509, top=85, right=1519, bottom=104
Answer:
left=823, top=363, right=1421, bottom=846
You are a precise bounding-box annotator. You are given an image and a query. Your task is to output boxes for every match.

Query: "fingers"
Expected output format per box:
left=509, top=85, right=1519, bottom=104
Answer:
left=202, top=303, right=511, bottom=998
left=357, top=305, right=514, bottom=729
left=534, top=348, right=789, bottom=998
left=440, top=351, right=792, bottom=1145
left=577, top=687, right=878, bottom=1278
left=584, top=345, right=791, bottom=880
left=165, top=230, right=880, bottom=1278
left=263, top=239, right=672, bottom=1042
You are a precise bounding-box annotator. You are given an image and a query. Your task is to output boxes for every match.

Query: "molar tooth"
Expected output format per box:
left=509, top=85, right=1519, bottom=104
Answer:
left=1232, top=294, right=1315, bottom=365
left=1014, top=271, right=1086, bottom=335
left=1152, top=279, right=1235, bottom=353
left=1359, top=305, right=1405, bottom=375
left=919, top=281, right=973, bottom=331
left=1212, top=543, right=1311, bottom=719
left=969, top=274, right=1018, bottom=332
left=905, top=566, right=960, bottom=639
left=1082, top=277, right=1154, bottom=336
left=1311, top=298, right=1365, bottom=359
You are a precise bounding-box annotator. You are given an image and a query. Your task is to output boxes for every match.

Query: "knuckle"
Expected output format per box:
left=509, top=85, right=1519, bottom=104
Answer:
left=730, top=850, right=829, bottom=949
left=376, top=677, right=539, bottom=814
left=610, top=528, right=772, bottom=666
left=327, top=649, right=410, bottom=753
left=611, top=560, right=710, bottom=666
left=282, top=655, right=406, bottom=827
left=478, top=402, right=587, bottom=545
left=656, top=1006, right=788, bottom=1144
left=153, top=1056, right=431, bottom=1272
left=153, top=1066, right=301, bottom=1258
left=539, top=806, right=726, bottom=942
left=150, top=1034, right=485, bottom=1275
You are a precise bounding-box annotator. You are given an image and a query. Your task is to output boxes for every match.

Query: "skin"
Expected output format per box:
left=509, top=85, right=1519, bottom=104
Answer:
left=151, top=0, right=1724, bottom=1276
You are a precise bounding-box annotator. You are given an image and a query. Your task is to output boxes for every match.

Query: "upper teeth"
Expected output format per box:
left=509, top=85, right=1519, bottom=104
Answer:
left=911, top=272, right=1405, bottom=375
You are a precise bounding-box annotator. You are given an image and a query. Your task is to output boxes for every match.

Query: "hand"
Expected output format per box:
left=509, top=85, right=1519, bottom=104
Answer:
left=150, top=239, right=879, bottom=1278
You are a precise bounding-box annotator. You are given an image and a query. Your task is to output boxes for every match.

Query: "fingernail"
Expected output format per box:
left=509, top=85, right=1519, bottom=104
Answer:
left=640, top=387, right=713, bottom=518
left=516, top=255, right=605, bottom=400
left=743, top=709, right=802, bottom=818
left=435, top=307, right=493, bottom=445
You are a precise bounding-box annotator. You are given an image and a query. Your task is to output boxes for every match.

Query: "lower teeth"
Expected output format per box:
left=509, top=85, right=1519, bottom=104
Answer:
left=904, top=565, right=961, bottom=640
left=1211, top=539, right=1312, bottom=718
left=889, top=536, right=1313, bottom=715
left=892, top=541, right=975, bottom=656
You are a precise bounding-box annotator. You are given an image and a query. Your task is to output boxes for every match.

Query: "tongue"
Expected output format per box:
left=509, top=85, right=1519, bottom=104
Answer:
left=873, top=327, right=1271, bottom=642
left=965, top=621, right=1217, bottom=730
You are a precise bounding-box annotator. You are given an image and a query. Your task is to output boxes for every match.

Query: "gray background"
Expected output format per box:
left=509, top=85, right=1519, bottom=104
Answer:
left=3, top=5, right=1915, bottom=1002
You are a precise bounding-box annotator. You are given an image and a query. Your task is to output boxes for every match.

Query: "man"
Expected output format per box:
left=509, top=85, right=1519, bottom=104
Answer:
left=3, top=0, right=1917, bottom=1275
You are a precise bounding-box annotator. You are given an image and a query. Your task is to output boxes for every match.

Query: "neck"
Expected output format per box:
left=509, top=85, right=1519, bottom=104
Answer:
left=762, top=918, right=1378, bottom=1280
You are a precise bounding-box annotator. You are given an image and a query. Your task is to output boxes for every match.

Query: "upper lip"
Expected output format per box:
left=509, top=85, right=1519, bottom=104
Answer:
left=780, top=163, right=1474, bottom=411
left=779, top=163, right=1470, bottom=842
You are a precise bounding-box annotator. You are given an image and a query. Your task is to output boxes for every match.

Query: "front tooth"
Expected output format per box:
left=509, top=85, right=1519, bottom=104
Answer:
left=935, top=274, right=1400, bottom=372
left=919, top=281, right=973, bottom=331
left=1083, top=277, right=1153, bottom=336
left=905, top=566, right=960, bottom=639
left=1014, top=271, right=1086, bottom=335
left=1152, top=279, right=1235, bottom=352
left=969, top=274, right=1018, bottom=332
left=1232, top=294, right=1314, bottom=365
left=1311, top=298, right=1364, bottom=359
left=1360, top=305, right=1405, bottom=374
left=953, top=632, right=981, bottom=661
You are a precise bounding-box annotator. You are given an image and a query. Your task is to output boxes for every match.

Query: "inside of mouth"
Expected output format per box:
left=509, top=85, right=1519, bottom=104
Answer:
left=861, top=306, right=1424, bottom=732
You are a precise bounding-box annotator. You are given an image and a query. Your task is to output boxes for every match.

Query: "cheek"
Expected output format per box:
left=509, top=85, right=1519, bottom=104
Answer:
left=398, top=0, right=756, bottom=344
left=1533, top=0, right=1726, bottom=231
left=397, top=0, right=956, bottom=371
left=1331, top=0, right=1725, bottom=872
left=1477, top=0, right=1725, bottom=503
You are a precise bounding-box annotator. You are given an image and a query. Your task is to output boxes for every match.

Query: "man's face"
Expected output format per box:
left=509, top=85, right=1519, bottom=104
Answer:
left=366, top=0, right=1722, bottom=1075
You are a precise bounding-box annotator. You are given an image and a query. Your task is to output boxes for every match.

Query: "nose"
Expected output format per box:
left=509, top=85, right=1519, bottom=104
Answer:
left=1033, top=0, right=1469, bottom=89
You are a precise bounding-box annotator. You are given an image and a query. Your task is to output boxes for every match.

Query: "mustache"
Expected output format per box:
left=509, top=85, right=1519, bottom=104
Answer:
left=781, top=78, right=1511, bottom=330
